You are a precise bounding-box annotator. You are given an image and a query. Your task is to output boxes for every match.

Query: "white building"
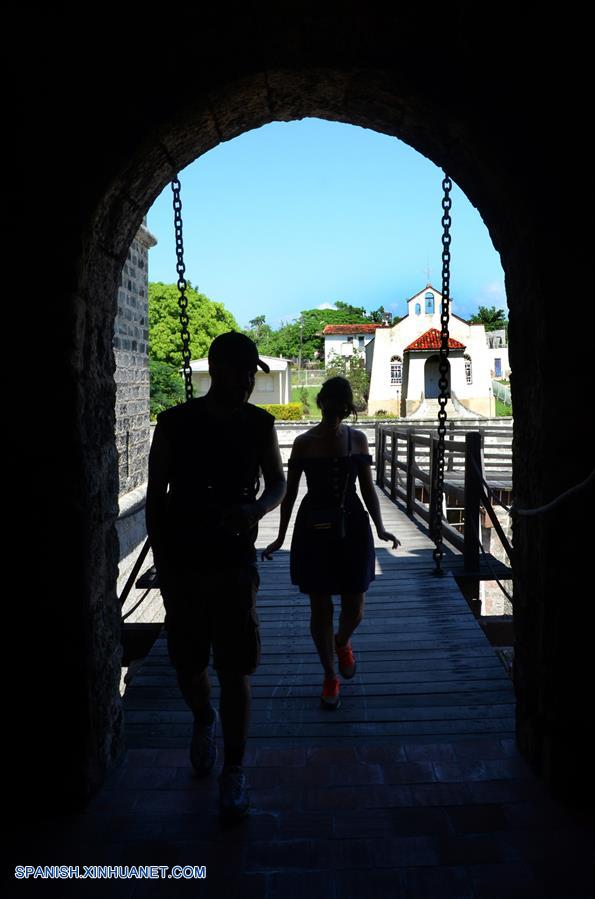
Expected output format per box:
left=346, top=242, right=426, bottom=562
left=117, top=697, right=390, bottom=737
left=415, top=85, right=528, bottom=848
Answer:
left=323, top=323, right=386, bottom=366
left=486, top=329, right=510, bottom=379
left=189, top=355, right=293, bottom=405
left=366, top=285, right=509, bottom=417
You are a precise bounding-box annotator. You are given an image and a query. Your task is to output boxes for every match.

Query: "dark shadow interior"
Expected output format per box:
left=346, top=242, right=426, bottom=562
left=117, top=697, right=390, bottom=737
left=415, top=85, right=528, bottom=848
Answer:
left=14, top=8, right=594, bottom=818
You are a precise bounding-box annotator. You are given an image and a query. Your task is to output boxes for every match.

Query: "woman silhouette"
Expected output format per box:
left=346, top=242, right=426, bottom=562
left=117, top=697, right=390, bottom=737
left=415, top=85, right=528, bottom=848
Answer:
left=262, top=377, right=400, bottom=708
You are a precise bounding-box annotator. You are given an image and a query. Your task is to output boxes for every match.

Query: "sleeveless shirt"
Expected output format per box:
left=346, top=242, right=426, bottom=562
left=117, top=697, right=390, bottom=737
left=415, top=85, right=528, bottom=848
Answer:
left=156, top=396, right=275, bottom=568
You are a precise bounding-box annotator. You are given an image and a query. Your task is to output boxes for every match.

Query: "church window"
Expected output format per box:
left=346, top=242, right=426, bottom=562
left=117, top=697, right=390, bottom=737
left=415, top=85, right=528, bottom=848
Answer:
left=464, top=354, right=473, bottom=385
left=425, top=291, right=435, bottom=313
left=390, top=355, right=402, bottom=385
left=415, top=303, right=421, bottom=315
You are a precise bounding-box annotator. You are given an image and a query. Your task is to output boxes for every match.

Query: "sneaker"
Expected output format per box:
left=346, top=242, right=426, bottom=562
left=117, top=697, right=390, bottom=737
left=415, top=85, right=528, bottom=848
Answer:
left=335, top=635, right=356, bottom=679
left=218, top=765, right=250, bottom=819
left=320, top=675, right=341, bottom=709
left=190, top=706, right=218, bottom=777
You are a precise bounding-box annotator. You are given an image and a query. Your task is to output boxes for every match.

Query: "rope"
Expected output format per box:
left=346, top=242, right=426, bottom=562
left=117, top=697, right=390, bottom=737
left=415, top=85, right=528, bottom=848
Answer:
left=121, top=588, right=153, bottom=622
left=465, top=512, right=515, bottom=607
left=469, top=456, right=595, bottom=517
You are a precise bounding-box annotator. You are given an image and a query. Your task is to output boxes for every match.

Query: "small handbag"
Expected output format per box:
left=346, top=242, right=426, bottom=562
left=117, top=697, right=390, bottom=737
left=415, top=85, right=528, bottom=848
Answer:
left=308, top=505, right=347, bottom=538
left=306, top=428, right=352, bottom=539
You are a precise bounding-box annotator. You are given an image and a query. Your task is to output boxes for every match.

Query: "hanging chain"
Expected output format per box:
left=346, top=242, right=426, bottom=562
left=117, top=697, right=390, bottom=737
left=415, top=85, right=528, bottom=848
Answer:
left=432, top=173, right=453, bottom=575
left=171, top=177, right=194, bottom=403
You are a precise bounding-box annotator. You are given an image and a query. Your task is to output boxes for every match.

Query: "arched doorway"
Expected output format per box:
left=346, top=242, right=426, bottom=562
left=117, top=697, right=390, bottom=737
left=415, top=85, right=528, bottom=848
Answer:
left=424, top=354, right=450, bottom=399
left=18, top=10, right=593, bottom=810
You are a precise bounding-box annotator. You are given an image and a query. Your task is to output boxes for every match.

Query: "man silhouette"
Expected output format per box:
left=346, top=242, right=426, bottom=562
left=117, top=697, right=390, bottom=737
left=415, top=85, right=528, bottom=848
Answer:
left=146, top=332, right=286, bottom=819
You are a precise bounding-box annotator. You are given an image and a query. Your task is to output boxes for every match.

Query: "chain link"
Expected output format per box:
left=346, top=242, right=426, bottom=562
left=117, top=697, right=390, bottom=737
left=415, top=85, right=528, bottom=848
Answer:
left=171, top=177, right=194, bottom=403
left=432, top=174, right=453, bottom=575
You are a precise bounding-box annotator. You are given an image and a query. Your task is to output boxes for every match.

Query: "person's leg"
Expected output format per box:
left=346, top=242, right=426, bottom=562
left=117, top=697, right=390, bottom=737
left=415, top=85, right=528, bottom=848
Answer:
left=177, top=667, right=214, bottom=721
left=309, top=593, right=336, bottom=677
left=162, top=585, right=214, bottom=720
left=161, top=576, right=218, bottom=779
left=212, top=568, right=260, bottom=818
left=336, top=592, right=365, bottom=647
left=212, top=566, right=261, bottom=770
left=217, top=670, right=251, bottom=767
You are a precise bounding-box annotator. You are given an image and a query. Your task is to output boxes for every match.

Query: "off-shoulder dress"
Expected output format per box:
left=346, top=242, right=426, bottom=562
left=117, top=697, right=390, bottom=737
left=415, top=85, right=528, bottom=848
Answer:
left=288, top=428, right=376, bottom=595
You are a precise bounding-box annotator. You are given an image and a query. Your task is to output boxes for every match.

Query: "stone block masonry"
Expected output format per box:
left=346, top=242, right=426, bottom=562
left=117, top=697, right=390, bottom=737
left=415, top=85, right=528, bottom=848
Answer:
left=113, top=221, right=157, bottom=495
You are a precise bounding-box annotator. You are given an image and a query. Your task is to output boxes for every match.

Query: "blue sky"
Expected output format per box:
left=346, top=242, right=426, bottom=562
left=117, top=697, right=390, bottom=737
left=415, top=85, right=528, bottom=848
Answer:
left=147, top=118, right=506, bottom=329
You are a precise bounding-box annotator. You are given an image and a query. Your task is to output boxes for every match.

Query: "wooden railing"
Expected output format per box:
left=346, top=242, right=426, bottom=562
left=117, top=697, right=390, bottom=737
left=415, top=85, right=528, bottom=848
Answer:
left=375, top=422, right=514, bottom=574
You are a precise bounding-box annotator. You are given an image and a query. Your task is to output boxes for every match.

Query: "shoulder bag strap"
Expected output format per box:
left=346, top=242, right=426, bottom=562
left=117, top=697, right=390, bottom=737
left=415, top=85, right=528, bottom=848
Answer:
left=339, top=426, right=352, bottom=510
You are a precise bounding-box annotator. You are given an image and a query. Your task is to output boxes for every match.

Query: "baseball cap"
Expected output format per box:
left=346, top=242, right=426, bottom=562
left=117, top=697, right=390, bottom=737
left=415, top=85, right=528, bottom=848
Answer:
left=208, top=331, right=270, bottom=373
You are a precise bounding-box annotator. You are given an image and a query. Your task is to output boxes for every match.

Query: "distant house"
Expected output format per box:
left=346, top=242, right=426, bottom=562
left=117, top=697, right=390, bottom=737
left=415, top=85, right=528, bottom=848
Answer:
left=323, top=323, right=386, bottom=366
left=486, top=329, right=510, bottom=379
left=189, top=355, right=293, bottom=405
left=366, top=285, right=509, bottom=417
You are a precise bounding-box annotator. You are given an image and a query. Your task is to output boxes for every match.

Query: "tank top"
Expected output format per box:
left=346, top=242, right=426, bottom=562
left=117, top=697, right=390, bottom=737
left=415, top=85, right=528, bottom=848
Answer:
left=156, top=396, right=275, bottom=567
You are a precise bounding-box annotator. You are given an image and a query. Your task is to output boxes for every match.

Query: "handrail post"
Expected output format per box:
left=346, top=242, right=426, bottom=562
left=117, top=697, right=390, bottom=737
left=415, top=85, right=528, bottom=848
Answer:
left=464, top=431, right=482, bottom=574
left=447, top=419, right=455, bottom=472
left=375, top=421, right=381, bottom=485
left=390, top=428, right=397, bottom=501
left=429, top=435, right=439, bottom=540
left=406, top=429, right=415, bottom=514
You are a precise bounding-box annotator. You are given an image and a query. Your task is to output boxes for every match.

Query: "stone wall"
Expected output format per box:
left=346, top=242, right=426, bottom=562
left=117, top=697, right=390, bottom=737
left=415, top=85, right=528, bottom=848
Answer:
left=17, top=8, right=594, bottom=812
left=480, top=501, right=514, bottom=616
left=113, top=222, right=156, bottom=495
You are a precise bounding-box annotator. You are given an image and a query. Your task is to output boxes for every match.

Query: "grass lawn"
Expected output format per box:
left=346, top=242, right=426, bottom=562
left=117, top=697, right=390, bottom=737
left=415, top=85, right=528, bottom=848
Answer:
left=496, top=398, right=513, bottom=416
left=291, top=386, right=322, bottom=418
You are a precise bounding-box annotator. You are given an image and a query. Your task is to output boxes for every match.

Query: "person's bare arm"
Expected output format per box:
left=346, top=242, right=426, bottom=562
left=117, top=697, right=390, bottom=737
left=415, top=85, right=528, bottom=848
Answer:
left=356, top=432, right=401, bottom=549
left=253, top=425, right=286, bottom=518
left=145, top=421, right=172, bottom=570
left=261, top=437, right=304, bottom=558
left=224, top=424, right=286, bottom=534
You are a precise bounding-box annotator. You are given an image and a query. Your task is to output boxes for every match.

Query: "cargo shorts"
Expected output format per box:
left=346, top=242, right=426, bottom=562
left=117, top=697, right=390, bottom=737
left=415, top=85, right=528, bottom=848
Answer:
left=159, top=565, right=261, bottom=676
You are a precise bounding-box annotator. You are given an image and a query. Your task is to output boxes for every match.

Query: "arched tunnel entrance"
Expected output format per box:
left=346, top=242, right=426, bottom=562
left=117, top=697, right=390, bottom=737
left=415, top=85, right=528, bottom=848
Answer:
left=15, top=10, right=593, bottom=831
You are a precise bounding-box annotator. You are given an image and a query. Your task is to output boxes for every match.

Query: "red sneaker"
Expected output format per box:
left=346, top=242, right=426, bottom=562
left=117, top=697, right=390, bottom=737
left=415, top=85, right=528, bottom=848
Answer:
left=321, top=675, right=341, bottom=709
left=335, top=635, right=356, bottom=679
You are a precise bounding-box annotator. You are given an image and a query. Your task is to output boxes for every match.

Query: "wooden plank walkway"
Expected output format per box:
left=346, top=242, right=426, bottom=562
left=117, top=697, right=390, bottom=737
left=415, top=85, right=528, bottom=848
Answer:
left=123, top=481, right=515, bottom=748
left=19, top=484, right=594, bottom=899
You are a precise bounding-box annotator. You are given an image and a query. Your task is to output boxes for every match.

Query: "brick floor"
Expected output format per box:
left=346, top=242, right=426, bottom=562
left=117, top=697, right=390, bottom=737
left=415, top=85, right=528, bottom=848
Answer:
left=10, top=740, right=594, bottom=899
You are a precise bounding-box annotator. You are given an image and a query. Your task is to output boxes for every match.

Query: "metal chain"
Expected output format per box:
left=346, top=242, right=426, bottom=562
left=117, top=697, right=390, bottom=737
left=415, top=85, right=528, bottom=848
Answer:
left=171, top=177, right=194, bottom=403
left=432, top=173, right=453, bottom=575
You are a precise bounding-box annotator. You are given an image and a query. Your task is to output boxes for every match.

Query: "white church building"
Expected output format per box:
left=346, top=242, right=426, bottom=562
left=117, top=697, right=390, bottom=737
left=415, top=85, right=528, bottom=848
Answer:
left=365, top=285, right=510, bottom=418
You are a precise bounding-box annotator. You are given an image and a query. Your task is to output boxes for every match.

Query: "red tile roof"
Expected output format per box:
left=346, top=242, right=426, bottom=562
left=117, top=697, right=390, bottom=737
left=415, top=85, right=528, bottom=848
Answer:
left=404, top=328, right=466, bottom=351
left=323, top=323, right=385, bottom=335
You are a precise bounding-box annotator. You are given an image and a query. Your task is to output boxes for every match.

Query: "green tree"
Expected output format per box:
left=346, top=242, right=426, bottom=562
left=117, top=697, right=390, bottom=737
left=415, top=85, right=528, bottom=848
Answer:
left=368, top=304, right=399, bottom=325
left=325, top=348, right=371, bottom=412
left=272, top=305, right=372, bottom=361
left=148, top=282, right=239, bottom=366
left=334, top=300, right=368, bottom=318
left=243, top=314, right=278, bottom=356
left=299, top=385, right=310, bottom=415
left=469, top=305, right=508, bottom=332
left=242, top=303, right=402, bottom=364
left=149, top=359, right=186, bottom=418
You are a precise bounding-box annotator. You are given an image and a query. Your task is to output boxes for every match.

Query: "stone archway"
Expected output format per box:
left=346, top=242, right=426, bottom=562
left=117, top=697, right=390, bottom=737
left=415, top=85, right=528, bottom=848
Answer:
left=18, top=10, right=593, bottom=810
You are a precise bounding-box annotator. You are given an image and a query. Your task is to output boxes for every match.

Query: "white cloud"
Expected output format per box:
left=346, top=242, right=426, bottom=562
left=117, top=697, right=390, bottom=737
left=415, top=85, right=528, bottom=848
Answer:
left=480, top=281, right=507, bottom=305
left=317, top=303, right=338, bottom=310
